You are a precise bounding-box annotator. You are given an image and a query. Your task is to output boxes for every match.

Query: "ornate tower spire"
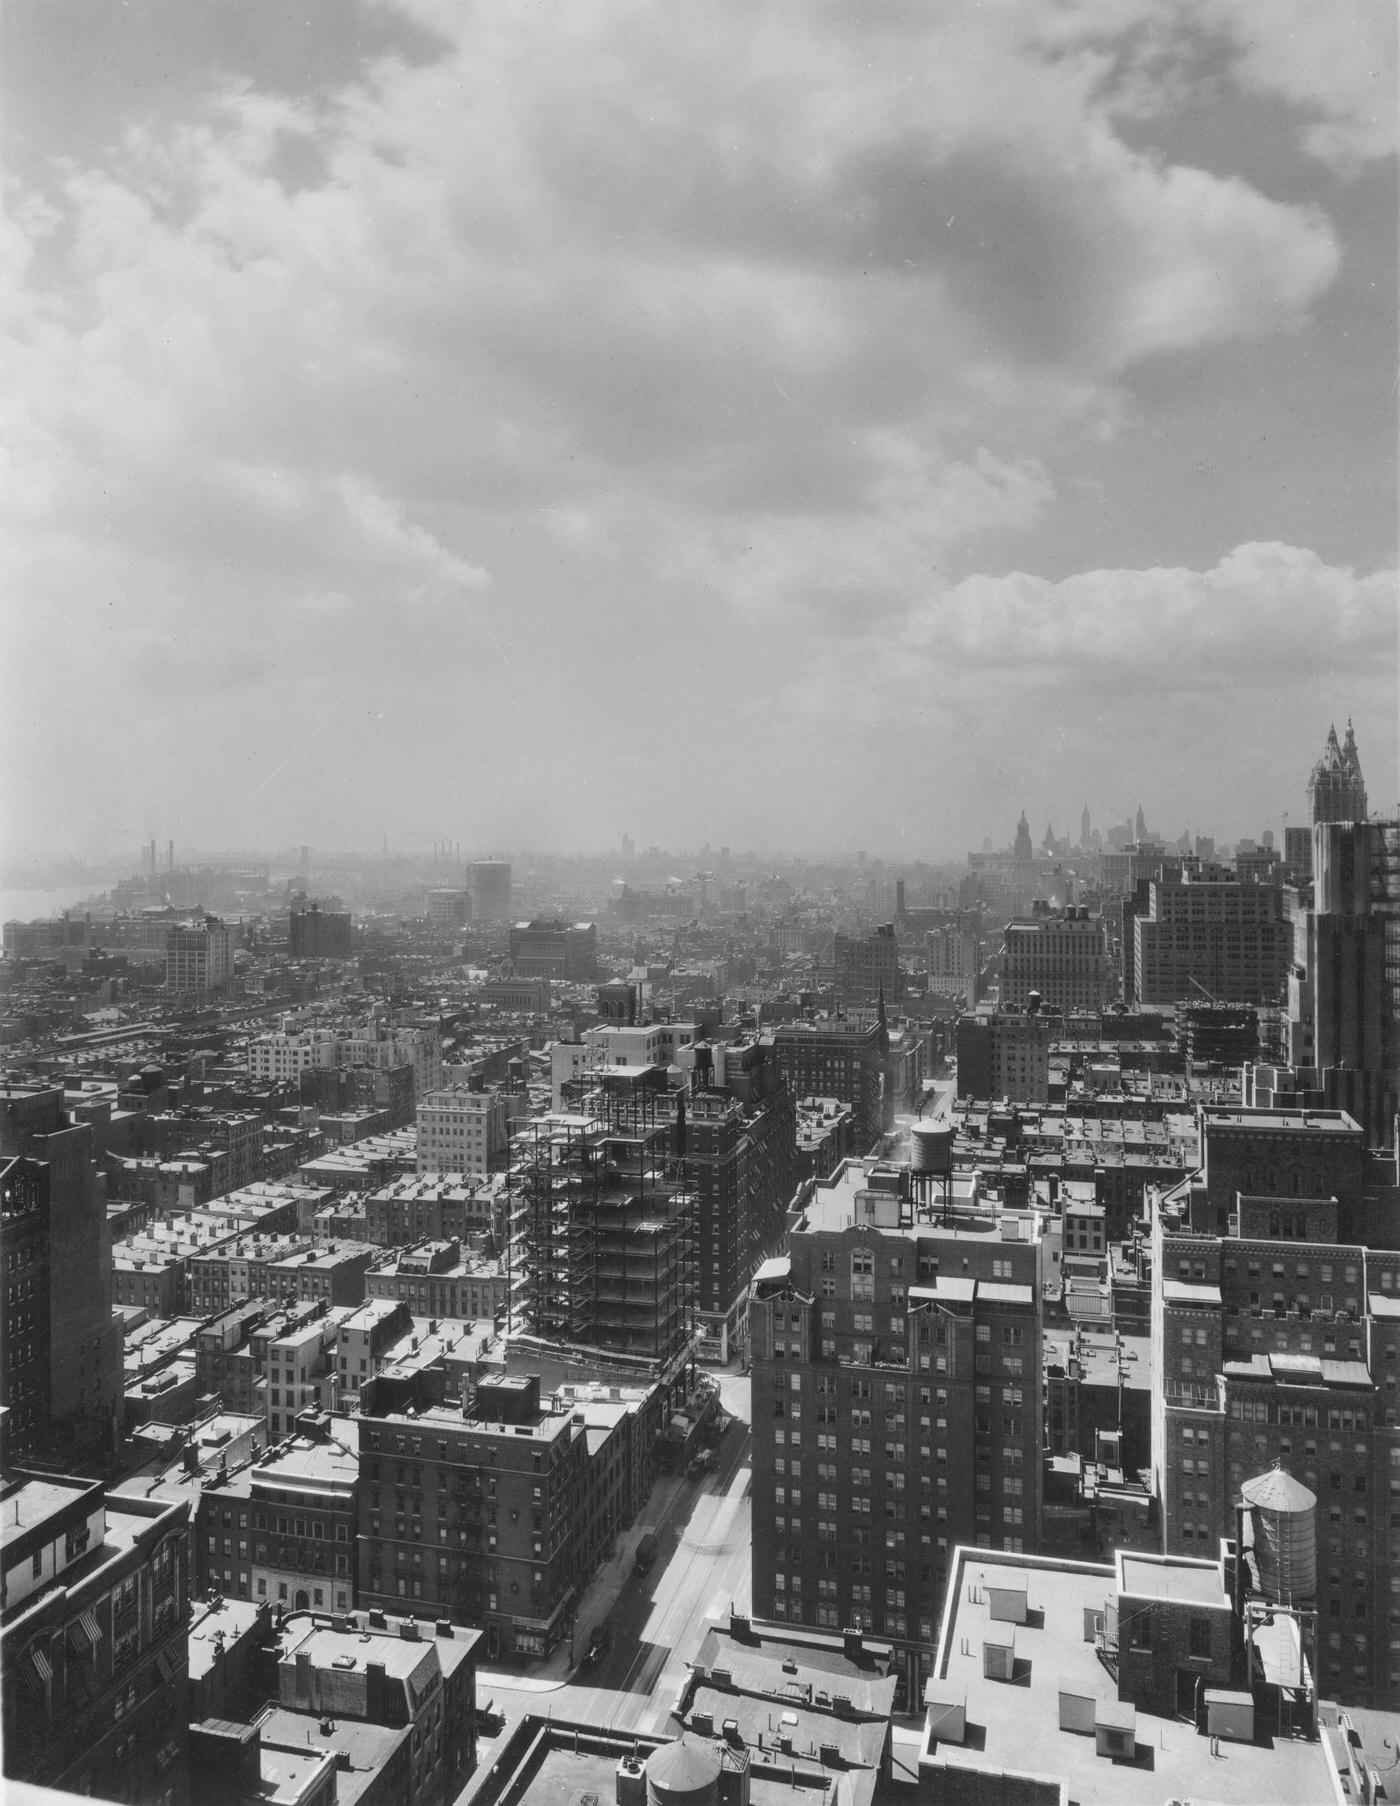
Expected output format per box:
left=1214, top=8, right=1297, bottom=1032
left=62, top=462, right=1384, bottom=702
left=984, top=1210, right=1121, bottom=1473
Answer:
left=1309, top=719, right=1367, bottom=823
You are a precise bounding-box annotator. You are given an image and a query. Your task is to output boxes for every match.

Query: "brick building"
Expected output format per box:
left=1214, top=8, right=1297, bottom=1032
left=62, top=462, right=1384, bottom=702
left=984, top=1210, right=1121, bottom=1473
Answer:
left=1, top=1473, right=190, bottom=1803
left=749, top=1156, right=1044, bottom=1700
left=833, top=924, right=901, bottom=1006
left=366, top=1239, right=508, bottom=1324
left=1150, top=1104, right=1400, bottom=1707
left=999, top=904, right=1112, bottom=1013
left=355, top=1371, right=587, bottom=1661
left=772, top=1018, right=892, bottom=1150
left=0, top=1081, right=124, bottom=1463
left=1131, top=875, right=1290, bottom=1007
left=508, top=920, right=597, bottom=982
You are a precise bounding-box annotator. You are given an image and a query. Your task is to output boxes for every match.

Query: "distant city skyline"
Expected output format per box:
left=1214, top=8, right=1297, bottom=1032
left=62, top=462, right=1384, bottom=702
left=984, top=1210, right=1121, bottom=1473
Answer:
left=1, top=712, right=1392, bottom=884
left=2, top=3, right=1395, bottom=862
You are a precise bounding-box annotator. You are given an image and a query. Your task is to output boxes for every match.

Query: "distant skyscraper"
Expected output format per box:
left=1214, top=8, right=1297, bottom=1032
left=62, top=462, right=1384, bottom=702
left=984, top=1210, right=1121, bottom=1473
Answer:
left=468, top=859, right=513, bottom=921
left=1257, top=817, right=1400, bottom=1146
left=1013, top=812, right=1032, bottom=861
left=1309, top=719, right=1368, bottom=825
left=1080, top=804, right=1091, bottom=847
left=1134, top=803, right=1147, bottom=842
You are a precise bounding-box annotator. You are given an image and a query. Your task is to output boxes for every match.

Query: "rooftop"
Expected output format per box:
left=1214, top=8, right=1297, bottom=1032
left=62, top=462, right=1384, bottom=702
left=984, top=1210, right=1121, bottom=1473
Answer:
left=187, top=1593, right=268, bottom=1681
left=256, top=1708, right=408, bottom=1806
left=1117, top=1552, right=1226, bottom=1606
left=0, top=1476, right=96, bottom=1554
left=924, top=1550, right=1334, bottom=1806
left=247, top=1739, right=336, bottom=1805
left=281, top=1615, right=478, bottom=1683
left=1204, top=1108, right=1361, bottom=1135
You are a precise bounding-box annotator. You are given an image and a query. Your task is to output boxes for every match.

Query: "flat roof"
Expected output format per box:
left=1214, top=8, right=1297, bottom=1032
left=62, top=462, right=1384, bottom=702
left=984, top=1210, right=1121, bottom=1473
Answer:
left=927, top=1551, right=1334, bottom=1806
left=257, top=1708, right=407, bottom=1806
left=1, top=1477, right=96, bottom=1552
left=282, top=1619, right=476, bottom=1682
left=1204, top=1108, right=1361, bottom=1133
left=250, top=1438, right=359, bottom=1491
left=249, top=1740, right=336, bottom=1804
left=1117, top=1553, right=1225, bottom=1606
left=188, top=1595, right=267, bottom=1680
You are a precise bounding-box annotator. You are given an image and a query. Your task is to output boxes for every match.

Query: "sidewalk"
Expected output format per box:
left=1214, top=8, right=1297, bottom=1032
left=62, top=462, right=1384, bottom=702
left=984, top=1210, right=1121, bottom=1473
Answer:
left=518, top=1469, right=692, bottom=1682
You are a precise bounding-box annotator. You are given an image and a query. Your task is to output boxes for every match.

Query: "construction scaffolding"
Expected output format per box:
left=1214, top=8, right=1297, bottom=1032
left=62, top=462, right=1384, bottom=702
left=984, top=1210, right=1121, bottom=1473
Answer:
left=510, top=1068, right=697, bottom=1371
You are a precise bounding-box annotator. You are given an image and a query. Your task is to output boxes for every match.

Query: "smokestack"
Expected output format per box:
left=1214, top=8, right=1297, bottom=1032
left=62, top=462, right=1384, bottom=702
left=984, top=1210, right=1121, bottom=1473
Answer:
left=168, top=839, right=174, bottom=872
left=150, top=838, right=157, bottom=875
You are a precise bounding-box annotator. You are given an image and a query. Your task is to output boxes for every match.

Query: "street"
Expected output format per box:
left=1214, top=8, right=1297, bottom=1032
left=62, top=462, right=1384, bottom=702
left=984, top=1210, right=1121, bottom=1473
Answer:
left=473, top=1365, right=753, bottom=1738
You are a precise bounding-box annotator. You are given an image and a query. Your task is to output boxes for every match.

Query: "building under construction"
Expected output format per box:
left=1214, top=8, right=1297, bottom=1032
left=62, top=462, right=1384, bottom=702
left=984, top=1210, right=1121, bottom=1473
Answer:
left=510, top=1066, right=696, bottom=1379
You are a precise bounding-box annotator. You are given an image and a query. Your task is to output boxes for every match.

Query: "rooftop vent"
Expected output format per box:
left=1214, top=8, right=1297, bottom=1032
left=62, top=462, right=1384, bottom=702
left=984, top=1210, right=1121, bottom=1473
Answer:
left=982, top=1627, right=1016, bottom=1682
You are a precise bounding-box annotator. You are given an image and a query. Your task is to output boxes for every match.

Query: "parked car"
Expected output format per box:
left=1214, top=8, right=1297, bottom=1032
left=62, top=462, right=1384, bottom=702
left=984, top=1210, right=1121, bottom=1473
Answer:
left=634, top=1530, right=660, bottom=1573
left=584, top=1622, right=613, bottom=1667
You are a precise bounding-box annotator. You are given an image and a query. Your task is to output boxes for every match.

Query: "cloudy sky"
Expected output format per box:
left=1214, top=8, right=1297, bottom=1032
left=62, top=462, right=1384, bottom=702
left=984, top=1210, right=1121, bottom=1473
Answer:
left=3, top=0, right=1395, bottom=863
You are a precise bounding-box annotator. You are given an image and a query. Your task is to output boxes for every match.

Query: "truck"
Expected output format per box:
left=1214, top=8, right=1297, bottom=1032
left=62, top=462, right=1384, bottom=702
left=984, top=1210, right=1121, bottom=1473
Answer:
left=634, top=1531, right=660, bottom=1574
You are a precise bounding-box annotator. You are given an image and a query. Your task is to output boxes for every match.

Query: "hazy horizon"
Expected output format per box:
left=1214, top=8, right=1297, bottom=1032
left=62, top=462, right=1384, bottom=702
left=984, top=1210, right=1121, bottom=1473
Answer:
left=3, top=2, right=1396, bottom=864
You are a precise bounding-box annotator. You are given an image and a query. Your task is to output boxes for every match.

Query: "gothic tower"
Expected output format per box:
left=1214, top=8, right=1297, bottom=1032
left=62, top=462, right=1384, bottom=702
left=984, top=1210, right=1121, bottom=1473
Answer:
left=1309, top=720, right=1368, bottom=825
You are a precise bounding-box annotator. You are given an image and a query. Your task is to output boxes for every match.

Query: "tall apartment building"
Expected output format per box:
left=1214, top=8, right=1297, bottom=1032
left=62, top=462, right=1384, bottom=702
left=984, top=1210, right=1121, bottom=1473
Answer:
left=508, top=919, right=597, bottom=982
left=833, top=924, right=901, bottom=1005
left=998, top=904, right=1112, bottom=1012
left=0, top=1082, right=124, bottom=1463
left=1, top=1474, right=190, bottom=1802
left=416, top=1084, right=512, bottom=1175
left=683, top=1049, right=798, bottom=1362
left=356, top=1370, right=587, bottom=1661
left=749, top=1156, right=1044, bottom=1700
left=1149, top=1104, right=1400, bottom=1707
left=165, top=915, right=232, bottom=992
left=955, top=1005, right=1057, bottom=1104
left=1131, top=874, right=1290, bottom=1006
left=771, top=1017, right=892, bottom=1150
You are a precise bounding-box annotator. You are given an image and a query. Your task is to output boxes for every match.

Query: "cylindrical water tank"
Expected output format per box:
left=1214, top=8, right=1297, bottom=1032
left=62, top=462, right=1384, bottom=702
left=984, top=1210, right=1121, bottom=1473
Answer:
left=646, top=1739, right=722, bottom=1806
left=1241, top=1466, right=1317, bottom=1604
left=910, top=1122, right=953, bottom=1176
